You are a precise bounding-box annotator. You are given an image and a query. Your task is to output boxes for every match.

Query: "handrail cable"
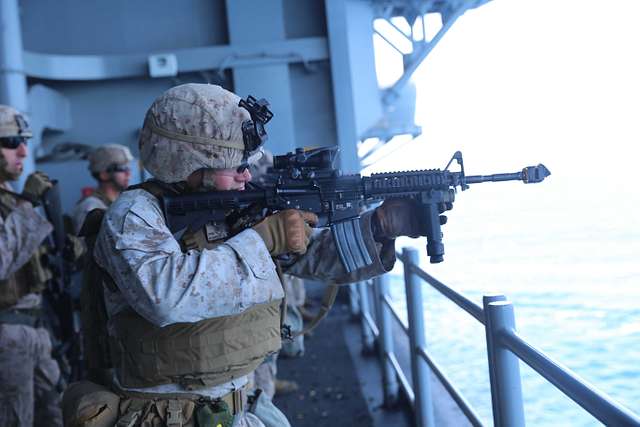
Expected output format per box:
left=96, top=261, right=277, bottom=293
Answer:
left=411, top=265, right=484, bottom=323
left=396, top=251, right=484, bottom=323
left=382, top=294, right=410, bottom=335
left=363, top=311, right=380, bottom=338
left=388, top=351, right=415, bottom=406
left=416, top=346, right=484, bottom=427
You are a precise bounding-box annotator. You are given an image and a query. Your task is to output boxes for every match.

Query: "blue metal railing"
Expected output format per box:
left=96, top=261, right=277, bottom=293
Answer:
left=350, top=247, right=640, bottom=427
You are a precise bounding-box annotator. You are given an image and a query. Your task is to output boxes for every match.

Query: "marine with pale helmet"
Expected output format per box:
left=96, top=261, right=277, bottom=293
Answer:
left=0, top=104, right=63, bottom=427
left=70, top=143, right=133, bottom=234
left=65, top=83, right=425, bottom=427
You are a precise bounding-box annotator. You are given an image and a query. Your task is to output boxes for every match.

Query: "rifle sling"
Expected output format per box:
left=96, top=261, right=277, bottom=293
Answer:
left=291, top=284, right=339, bottom=339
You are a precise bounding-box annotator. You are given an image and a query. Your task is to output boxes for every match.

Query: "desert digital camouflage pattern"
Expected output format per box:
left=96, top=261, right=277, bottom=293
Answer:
left=0, top=324, right=62, bottom=427
left=94, top=187, right=393, bottom=426
left=0, top=105, right=32, bottom=138
left=0, top=105, right=32, bottom=181
left=0, top=186, right=52, bottom=285
left=93, top=81, right=395, bottom=426
left=87, top=144, right=133, bottom=174
left=139, top=84, right=262, bottom=183
left=0, top=185, right=61, bottom=427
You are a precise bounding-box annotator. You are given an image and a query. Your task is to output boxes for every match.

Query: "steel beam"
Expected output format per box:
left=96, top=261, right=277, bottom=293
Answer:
left=22, top=37, right=328, bottom=81
left=325, top=0, right=382, bottom=173
left=226, top=0, right=297, bottom=155
left=0, top=0, right=33, bottom=188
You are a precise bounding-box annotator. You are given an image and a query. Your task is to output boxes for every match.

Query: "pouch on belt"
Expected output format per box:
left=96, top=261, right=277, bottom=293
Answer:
left=62, top=381, right=120, bottom=427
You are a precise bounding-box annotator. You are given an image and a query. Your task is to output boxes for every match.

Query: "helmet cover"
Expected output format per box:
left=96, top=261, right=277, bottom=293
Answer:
left=139, top=84, right=263, bottom=183
left=88, top=144, right=134, bottom=174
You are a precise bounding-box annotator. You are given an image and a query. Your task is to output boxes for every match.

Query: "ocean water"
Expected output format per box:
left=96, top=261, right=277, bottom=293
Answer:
left=383, top=183, right=640, bottom=426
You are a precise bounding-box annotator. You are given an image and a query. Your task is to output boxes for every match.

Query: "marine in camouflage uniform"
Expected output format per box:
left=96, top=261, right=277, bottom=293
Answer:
left=70, top=144, right=133, bottom=234
left=0, top=105, right=62, bottom=427
left=84, top=84, right=425, bottom=427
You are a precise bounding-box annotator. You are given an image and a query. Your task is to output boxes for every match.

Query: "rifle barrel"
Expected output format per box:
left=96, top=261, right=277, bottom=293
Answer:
left=465, top=164, right=550, bottom=185
left=465, top=172, right=523, bottom=184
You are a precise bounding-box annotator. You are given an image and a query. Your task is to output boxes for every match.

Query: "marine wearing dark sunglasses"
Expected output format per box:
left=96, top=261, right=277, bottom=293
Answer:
left=70, top=143, right=133, bottom=234
left=0, top=135, right=29, bottom=149
left=0, top=104, right=63, bottom=427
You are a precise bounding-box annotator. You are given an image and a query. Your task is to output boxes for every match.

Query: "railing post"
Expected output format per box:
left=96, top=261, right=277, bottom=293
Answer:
left=484, top=298, right=526, bottom=427
left=348, top=283, right=360, bottom=317
left=357, top=281, right=375, bottom=354
left=374, top=275, right=399, bottom=407
left=403, top=247, right=434, bottom=427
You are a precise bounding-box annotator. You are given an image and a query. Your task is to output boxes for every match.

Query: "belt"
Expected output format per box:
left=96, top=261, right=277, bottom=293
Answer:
left=0, top=308, right=41, bottom=327
left=217, top=387, right=245, bottom=415
left=117, top=385, right=246, bottom=416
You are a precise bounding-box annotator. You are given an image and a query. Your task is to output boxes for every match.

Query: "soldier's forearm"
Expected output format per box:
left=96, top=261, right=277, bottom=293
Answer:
left=284, top=210, right=395, bottom=285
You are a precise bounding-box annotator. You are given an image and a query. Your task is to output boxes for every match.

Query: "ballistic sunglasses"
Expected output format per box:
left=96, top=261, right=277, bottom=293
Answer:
left=105, top=164, right=131, bottom=173
left=0, top=136, right=29, bottom=149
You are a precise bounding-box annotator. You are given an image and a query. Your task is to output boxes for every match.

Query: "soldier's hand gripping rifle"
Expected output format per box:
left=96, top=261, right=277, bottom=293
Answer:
left=162, top=147, right=550, bottom=271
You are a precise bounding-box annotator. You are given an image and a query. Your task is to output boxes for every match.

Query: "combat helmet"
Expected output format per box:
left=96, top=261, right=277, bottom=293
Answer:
left=139, top=83, right=272, bottom=183
left=88, top=144, right=133, bottom=177
left=0, top=105, right=32, bottom=181
left=0, top=105, right=32, bottom=140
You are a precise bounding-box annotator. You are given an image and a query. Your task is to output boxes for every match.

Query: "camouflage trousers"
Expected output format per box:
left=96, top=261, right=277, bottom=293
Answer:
left=0, top=323, right=62, bottom=427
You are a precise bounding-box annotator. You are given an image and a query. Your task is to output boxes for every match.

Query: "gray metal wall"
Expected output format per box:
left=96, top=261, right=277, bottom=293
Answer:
left=6, top=0, right=450, bottom=213
left=17, top=0, right=343, bottom=211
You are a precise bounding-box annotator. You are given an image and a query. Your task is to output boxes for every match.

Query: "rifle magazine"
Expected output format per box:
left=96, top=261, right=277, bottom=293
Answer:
left=331, top=218, right=373, bottom=274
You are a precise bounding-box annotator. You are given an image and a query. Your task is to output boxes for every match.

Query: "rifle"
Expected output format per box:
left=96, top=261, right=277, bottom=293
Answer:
left=40, top=181, right=84, bottom=382
left=162, top=147, right=550, bottom=271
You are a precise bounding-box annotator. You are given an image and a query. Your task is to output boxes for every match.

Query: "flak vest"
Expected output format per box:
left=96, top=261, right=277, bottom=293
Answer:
left=0, top=191, right=51, bottom=309
left=85, top=181, right=282, bottom=390
left=81, top=189, right=111, bottom=209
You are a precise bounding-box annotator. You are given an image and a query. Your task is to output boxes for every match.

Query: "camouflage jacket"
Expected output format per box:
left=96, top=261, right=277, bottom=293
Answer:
left=0, top=183, right=52, bottom=309
left=94, top=187, right=395, bottom=396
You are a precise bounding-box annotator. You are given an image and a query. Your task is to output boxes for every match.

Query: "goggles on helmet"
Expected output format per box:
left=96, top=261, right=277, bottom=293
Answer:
left=105, top=164, right=131, bottom=173
left=238, top=96, right=273, bottom=159
left=0, top=136, right=29, bottom=149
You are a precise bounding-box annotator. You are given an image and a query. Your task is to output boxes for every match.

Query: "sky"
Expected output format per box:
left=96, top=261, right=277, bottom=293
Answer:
left=368, top=0, right=640, bottom=184
left=366, top=0, right=640, bottom=268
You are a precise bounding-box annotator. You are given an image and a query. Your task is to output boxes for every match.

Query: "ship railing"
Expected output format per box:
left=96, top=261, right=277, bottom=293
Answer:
left=348, top=246, right=640, bottom=427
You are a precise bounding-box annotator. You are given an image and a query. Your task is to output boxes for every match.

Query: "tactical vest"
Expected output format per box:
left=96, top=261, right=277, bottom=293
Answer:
left=0, top=191, right=51, bottom=309
left=80, top=188, right=111, bottom=209
left=84, top=181, right=282, bottom=390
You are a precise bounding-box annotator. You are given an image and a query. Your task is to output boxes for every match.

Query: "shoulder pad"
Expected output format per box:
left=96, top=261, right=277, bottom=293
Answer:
left=126, top=180, right=185, bottom=201
left=78, top=208, right=106, bottom=237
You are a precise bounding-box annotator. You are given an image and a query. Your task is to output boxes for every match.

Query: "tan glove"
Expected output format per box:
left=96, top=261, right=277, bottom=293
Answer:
left=373, top=198, right=428, bottom=240
left=23, top=171, right=53, bottom=202
left=252, top=210, right=318, bottom=257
